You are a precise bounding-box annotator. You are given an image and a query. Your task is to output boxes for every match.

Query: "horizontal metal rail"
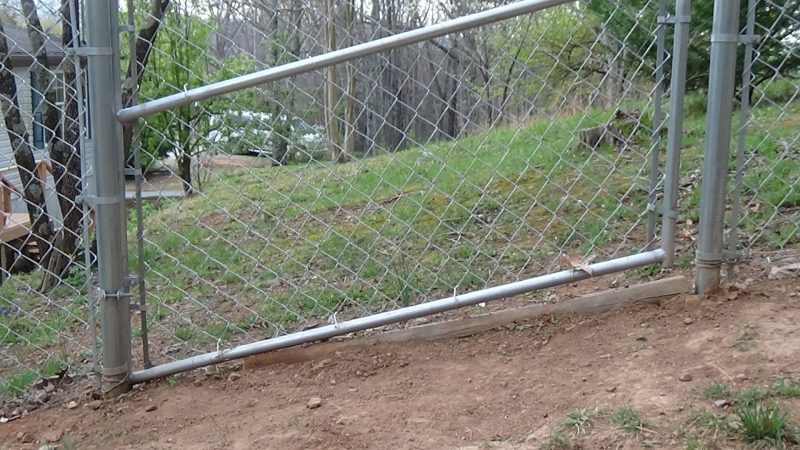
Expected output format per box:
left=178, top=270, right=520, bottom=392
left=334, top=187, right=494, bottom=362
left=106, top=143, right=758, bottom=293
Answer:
left=129, top=249, right=665, bottom=383
left=117, top=0, right=574, bottom=122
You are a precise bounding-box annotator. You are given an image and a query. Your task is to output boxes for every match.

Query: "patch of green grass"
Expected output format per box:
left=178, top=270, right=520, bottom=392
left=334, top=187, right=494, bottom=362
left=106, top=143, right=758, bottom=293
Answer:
left=612, top=407, right=644, bottom=435
left=695, top=411, right=731, bottom=434
left=683, top=436, right=710, bottom=450
left=737, top=388, right=768, bottom=408
left=174, top=326, right=195, bottom=342
left=701, top=380, right=733, bottom=400
left=770, top=375, right=800, bottom=398
left=557, top=408, right=603, bottom=436
left=733, top=326, right=759, bottom=352
left=0, top=359, right=65, bottom=398
left=735, top=402, right=795, bottom=448
left=60, top=435, right=76, bottom=450
left=635, top=264, right=661, bottom=279
left=540, top=433, right=570, bottom=450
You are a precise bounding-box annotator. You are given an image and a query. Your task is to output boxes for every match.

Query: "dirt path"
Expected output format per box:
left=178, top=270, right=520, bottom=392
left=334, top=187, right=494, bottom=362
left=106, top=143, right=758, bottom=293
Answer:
left=2, top=277, right=799, bottom=449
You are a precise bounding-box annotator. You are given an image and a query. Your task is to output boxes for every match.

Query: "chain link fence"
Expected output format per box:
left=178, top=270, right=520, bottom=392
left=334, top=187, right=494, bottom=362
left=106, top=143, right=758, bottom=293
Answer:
left=0, top=0, right=99, bottom=408
left=0, top=0, right=796, bottom=407
left=724, top=0, right=799, bottom=280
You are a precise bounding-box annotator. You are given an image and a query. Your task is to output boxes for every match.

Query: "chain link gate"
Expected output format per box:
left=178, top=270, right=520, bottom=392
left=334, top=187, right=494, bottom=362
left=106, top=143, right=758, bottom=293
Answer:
left=111, top=0, right=691, bottom=384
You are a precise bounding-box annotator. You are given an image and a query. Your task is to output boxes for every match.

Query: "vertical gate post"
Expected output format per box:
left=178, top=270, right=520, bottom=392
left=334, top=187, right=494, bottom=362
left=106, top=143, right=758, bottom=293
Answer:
left=660, top=0, right=691, bottom=267
left=86, top=0, right=132, bottom=394
left=695, top=0, right=741, bottom=293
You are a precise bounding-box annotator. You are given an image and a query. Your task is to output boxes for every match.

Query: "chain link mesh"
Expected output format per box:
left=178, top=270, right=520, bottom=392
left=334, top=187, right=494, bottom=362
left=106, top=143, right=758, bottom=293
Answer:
left=129, top=0, right=668, bottom=365
left=0, top=0, right=99, bottom=409
left=0, top=0, right=797, bottom=408
left=726, top=0, right=799, bottom=279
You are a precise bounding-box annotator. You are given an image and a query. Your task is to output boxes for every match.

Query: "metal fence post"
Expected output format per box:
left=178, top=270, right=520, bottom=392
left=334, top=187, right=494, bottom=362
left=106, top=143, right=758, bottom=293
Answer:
left=660, top=0, right=691, bottom=267
left=86, top=0, right=132, bottom=394
left=695, top=0, right=740, bottom=293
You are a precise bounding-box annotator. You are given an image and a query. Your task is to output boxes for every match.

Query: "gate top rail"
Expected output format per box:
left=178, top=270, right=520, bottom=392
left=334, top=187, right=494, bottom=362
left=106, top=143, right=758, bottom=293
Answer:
left=116, top=0, right=574, bottom=123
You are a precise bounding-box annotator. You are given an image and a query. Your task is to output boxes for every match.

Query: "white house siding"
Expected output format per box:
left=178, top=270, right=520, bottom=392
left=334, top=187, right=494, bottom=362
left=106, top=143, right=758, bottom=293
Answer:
left=0, top=65, right=64, bottom=225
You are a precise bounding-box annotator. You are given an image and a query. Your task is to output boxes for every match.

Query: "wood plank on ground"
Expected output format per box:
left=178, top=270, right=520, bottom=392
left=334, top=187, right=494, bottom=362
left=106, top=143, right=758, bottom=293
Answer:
left=243, top=275, right=690, bottom=370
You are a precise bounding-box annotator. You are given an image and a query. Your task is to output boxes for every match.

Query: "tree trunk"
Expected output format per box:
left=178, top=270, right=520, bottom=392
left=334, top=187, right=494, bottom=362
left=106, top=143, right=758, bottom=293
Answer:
left=325, top=0, right=342, bottom=163
left=177, top=152, right=193, bottom=195
left=122, top=0, right=171, bottom=166
left=23, top=0, right=84, bottom=289
left=0, top=18, right=55, bottom=271
left=343, top=0, right=357, bottom=157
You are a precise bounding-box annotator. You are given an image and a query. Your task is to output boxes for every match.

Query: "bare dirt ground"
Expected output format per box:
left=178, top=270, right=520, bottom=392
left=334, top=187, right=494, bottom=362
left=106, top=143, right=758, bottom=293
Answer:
left=1, top=274, right=799, bottom=449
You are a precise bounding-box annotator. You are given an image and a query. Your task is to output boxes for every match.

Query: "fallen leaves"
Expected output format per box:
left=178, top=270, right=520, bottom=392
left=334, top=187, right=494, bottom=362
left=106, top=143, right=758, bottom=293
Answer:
left=559, top=253, right=596, bottom=276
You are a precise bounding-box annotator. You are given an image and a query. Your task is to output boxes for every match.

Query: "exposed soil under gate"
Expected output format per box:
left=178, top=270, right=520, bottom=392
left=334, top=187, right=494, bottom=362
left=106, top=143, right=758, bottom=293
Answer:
left=1, top=276, right=799, bottom=449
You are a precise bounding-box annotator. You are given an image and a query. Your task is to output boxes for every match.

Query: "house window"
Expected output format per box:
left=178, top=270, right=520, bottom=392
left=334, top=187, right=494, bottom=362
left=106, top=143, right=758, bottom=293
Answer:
left=30, top=70, right=65, bottom=149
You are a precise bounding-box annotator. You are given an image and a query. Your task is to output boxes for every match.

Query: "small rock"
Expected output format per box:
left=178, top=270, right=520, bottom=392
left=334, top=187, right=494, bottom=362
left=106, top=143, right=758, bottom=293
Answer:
left=678, top=373, right=693, bottom=382
left=227, top=372, right=241, bottom=382
left=66, top=400, right=79, bottom=409
left=735, top=373, right=748, bottom=383
left=683, top=317, right=694, bottom=325
left=17, top=431, right=34, bottom=443
left=43, top=430, right=63, bottom=443
left=606, top=385, right=617, bottom=393
left=86, top=400, right=103, bottom=411
left=145, top=404, right=158, bottom=412
left=714, top=399, right=732, bottom=409
left=330, top=379, right=336, bottom=386
left=307, top=397, right=323, bottom=409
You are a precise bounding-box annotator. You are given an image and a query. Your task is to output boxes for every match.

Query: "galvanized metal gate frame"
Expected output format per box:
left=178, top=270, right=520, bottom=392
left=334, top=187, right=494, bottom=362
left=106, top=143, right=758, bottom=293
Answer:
left=85, top=0, right=692, bottom=392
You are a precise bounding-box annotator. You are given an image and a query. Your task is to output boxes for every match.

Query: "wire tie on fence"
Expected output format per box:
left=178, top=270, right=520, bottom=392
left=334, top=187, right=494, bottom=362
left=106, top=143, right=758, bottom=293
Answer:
left=657, top=15, right=691, bottom=25
left=452, top=287, right=458, bottom=304
left=662, top=208, right=678, bottom=219
left=711, top=34, right=741, bottom=44
left=738, top=34, right=761, bottom=44
left=67, top=46, right=113, bottom=56
left=646, top=203, right=657, bottom=213
left=77, top=194, right=125, bottom=206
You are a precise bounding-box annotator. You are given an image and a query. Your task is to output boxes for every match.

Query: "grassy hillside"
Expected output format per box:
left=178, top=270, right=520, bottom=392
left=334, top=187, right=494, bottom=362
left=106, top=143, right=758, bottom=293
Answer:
left=1, top=93, right=798, bottom=399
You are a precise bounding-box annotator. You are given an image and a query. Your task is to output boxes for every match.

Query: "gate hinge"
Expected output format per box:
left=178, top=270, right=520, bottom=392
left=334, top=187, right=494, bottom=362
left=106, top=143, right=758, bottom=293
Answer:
left=96, top=288, right=133, bottom=300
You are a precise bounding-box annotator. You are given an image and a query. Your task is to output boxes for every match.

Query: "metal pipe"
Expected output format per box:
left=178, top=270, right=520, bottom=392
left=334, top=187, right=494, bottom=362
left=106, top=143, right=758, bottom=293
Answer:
left=117, top=0, right=574, bottom=122
left=696, top=0, right=741, bottom=293
left=727, top=0, right=756, bottom=280
left=646, top=0, right=667, bottom=248
left=86, top=0, right=132, bottom=394
left=129, top=249, right=666, bottom=383
left=127, top=0, right=152, bottom=369
left=660, top=0, right=691, bottom=267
